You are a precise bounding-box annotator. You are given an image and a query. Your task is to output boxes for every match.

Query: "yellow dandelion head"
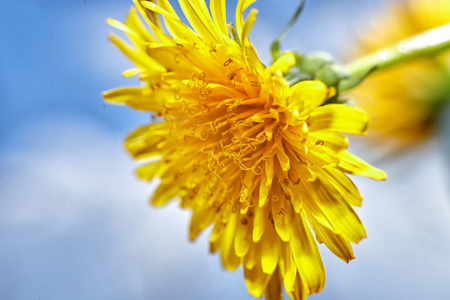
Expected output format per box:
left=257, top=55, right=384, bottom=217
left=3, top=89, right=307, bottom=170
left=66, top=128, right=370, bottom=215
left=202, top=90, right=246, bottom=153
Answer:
left=351, top=0, right=450, bottom=151
left=104, top=1, right=385, bottom=299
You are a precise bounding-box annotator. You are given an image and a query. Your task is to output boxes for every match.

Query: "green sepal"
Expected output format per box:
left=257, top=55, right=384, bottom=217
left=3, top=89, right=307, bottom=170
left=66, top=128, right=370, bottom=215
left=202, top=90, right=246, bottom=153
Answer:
left=337, top=65, right=378, bottom=92
left=297, top=52, right=334, bottom=76
left=228, top=23, right=241, bottom=47
left=316, top=65, right=349, bottom=87
left=286, top=72, right=312, bottom=86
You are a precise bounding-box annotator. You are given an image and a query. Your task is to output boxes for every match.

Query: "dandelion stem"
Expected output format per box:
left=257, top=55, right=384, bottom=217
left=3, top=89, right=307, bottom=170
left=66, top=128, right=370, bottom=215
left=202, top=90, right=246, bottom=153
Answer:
left=341, top=24, right=450, bottom=91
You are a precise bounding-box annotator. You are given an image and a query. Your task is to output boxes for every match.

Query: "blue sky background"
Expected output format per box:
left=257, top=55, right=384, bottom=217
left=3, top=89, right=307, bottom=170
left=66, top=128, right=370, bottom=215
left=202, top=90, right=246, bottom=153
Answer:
left=1, top=0, right=450, bottom=299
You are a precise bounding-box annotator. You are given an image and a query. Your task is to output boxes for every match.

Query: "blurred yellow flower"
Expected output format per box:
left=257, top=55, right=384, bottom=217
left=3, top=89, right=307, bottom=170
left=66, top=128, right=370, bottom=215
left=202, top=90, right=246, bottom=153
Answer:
left=351, top=0, right=450, bottom=151
left=104, top=1, right=385, bottom=299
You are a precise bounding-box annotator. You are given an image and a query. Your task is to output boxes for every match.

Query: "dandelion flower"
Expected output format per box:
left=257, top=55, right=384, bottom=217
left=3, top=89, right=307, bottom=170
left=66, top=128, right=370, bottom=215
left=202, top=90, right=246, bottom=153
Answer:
left=350, top=0, right=450, bottom=151
left=104, top=1, right=385, bottom=299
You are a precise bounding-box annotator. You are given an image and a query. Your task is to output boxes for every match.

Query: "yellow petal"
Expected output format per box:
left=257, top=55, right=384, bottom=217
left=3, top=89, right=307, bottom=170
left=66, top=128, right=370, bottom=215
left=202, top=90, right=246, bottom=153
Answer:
left=135, top=161, right=165, bottom=181
left=189, top=196, right=217, bottom=241
left=179, top=0, right=219, bottom=43
left=125, top=7, right=158, bottom=43
left=236, top=0, right=257, bottom=37
left=133, top=0, right=174, bottom=44
left=338, top=150, right=387, bottom=180
left=308, top=216, right=355, bottom=263
left=234, top=214, right=252, bottom=257
left=271, top=185, right=291, bottom=242
left=142, top=1, right=202, bottom=43
left=210, top=0, right=228, bottom=37
left=210, top=221, right=226, bottom=248
left=103, top=87, right=166, bottom=112
left=240, top=8, right=265, bottom=75
left=244, top=241, right=261, bottom=270
left=265, top=270, right=283, bottom=300
left=252, top=204, right=266, bottom=242
left=103, top=87, right=141, bottom=105
left=259, top=172, right=270, bottom=207
left=279, top=242, right=297, bottom=293
left=288, top=210, right=325, bottom=294
left=153, top=0, right=183, bottom=38
left=261, top=223, right=279, bottom=274
left=107, top=18, right=143, bottom=43
left=125, top=130, right=164, bottom=159
left=308, top=132, right=349, bottom=153
left=309, top=104, right=370, bottom=135
left=244, top=261, right=272, bottom=298
left=276, top=143, right=291, bottom=171
left=264, top=157, right=275, bottom=187
left=108, top=34, right=163, bottom=72
left=269, top=51, right=296, bottom=73
left=311, top=179, right=367, bottom=244
left=122, top=68, right=143, bottom=77
left=288, top=80, right=328, bottom=116
left=322, top=167, right=363, bottom=207
left=220, top=212, right=241, bottom=271
left=286, top=272, right=308, bottom=300
left=151, top=178, right=180, bottom=206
